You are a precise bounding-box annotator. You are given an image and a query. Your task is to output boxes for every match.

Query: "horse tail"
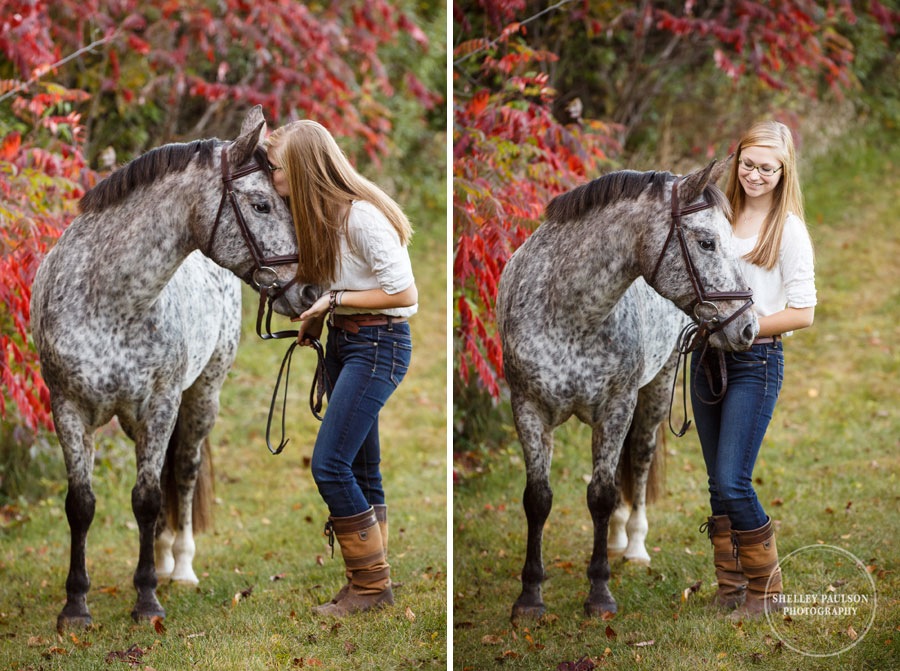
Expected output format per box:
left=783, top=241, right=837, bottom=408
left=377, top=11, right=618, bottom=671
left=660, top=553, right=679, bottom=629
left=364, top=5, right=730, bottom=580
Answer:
left=192, top=438, right=215, bottom=533
left=618, top=421, right=667, bottom=506
left=162, top=420, right=215, bottom=534
left=645, top=423, right=666, bottom=505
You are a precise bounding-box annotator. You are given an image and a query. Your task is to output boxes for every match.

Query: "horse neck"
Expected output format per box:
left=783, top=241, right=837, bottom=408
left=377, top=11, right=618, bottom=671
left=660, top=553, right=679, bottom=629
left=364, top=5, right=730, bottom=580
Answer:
left=73, top=186, right=202, bottom=311
left=538, top=210, right=644, bottom=318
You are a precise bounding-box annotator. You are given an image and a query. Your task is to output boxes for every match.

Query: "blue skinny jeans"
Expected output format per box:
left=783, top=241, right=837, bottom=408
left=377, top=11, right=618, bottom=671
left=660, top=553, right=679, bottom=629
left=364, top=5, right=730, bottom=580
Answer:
left=690, top=341, right=784, bottom=531
left=310, top=321, right=412, bottom=518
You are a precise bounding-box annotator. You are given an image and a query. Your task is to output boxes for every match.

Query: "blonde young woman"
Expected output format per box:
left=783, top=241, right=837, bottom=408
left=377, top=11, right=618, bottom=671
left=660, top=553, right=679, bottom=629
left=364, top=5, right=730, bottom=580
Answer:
left=265, top=120, right=417, bottom=617
left=692, top=121, right=816, bottom=617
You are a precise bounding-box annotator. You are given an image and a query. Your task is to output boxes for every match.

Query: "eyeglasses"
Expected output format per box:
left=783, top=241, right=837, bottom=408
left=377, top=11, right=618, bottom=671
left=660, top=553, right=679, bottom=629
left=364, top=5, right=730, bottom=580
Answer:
left=738, top=158, right=782, bottom=177
left=267, top=161, right=282, bottom=172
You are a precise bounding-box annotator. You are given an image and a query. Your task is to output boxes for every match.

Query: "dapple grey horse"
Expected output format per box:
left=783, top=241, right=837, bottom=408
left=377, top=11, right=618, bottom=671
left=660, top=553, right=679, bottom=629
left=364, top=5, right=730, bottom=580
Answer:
left=497, top=160, right=758, bottom=620
left=30, top=106, right=316, bottom=631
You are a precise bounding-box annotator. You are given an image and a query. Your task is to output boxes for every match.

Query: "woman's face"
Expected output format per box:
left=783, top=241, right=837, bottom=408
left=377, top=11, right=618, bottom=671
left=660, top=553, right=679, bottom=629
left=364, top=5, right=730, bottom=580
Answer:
left=266, top=149, right=289, bottom=197
left=737, top=145, right=783, bottom=200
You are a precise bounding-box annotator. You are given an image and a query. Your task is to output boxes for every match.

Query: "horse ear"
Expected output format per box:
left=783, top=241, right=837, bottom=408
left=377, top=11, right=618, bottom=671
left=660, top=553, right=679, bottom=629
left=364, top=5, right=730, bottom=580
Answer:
left=239, top=105, right=267, bottom=141
left=230, top=118, right=266, bottom=167
left=678, top=159, right=718, bottom=204
left=710, top=154, right=733, bottom=185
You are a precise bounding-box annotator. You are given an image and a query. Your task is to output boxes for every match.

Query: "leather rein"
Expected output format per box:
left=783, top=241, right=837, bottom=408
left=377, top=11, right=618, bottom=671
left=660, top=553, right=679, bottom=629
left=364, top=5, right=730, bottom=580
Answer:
left=649, top=178, right=754, bottom=436
left=206, top=145, right=327, bottom=454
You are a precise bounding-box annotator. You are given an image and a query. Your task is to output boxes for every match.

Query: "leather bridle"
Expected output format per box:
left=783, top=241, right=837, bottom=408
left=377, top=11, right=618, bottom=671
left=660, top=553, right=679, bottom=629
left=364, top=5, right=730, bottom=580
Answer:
left=205, top=144, right=302, bottom=340
left=205, top=145, right=327, bottom=452
left=649, top=178, right=755, bottom=436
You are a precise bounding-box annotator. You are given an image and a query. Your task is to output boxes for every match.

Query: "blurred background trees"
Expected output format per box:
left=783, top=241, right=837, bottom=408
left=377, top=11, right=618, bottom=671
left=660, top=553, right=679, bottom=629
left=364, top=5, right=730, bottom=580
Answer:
left=453, top=0, right=899, bottom=453
left=0, top=0, right=445, bottom=497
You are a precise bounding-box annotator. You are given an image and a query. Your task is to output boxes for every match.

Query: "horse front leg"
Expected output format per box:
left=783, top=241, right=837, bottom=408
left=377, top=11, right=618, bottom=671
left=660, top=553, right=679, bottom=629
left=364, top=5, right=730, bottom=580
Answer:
left=585, top=411, right=633, bottom=617
left=54, top=401, right=97, bottom=632
left=131, top=412, right=176, bottom=622
left=510, top=398, right=554, bottom=622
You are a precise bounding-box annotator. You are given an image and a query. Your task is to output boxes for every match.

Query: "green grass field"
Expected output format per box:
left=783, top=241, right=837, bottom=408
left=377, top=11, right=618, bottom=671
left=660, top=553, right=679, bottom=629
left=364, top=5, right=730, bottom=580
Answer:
left=0, top=151, right=448, bottom=668
left=452, top=127, right=900, bottom=670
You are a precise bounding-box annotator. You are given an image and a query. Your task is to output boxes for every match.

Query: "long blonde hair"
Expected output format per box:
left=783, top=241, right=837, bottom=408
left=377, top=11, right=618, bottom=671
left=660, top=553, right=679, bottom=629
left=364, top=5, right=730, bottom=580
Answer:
left=265, top=120, right=412, bottom=284
left=725, top=120, right=806, bottom=270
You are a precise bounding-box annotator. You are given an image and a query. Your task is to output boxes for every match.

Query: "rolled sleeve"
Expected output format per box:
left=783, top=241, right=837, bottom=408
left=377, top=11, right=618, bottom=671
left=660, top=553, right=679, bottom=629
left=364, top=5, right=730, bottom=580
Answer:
left=780, top=215, right=817, bottom=309
left=348, top=202, right=415, bottom=295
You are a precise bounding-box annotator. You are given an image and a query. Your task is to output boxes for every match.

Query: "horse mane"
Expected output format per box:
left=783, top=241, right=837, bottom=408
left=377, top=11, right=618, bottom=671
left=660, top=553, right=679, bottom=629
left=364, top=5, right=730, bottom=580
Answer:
left=545, top=170, right=729, bottom=223
left=79, top=139, right=220, bottom=213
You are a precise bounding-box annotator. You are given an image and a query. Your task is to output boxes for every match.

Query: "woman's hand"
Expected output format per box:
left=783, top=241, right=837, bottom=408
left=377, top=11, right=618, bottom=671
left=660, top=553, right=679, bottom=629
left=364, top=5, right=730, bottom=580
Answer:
left=292, top=294, right=329, bottom=346
left=296, top=314, right=325, bottom=346
left=299, top=293, right=332, bottom=322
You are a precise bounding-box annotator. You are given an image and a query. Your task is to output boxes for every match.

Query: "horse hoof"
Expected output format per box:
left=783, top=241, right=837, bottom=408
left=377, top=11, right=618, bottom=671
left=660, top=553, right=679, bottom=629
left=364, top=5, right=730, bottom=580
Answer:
left=131, top=603, right=166, bottom=623
left=607, top=546, right=626, bottom=561
left=511, top=602, right=546, bottom=622
left=168, top=569, right=199, bottom=586
left=584, top=600, right=618, bottom=618
left=623, top=555, right=652, bottom=567
left=56, top=613, right=93, bottom=633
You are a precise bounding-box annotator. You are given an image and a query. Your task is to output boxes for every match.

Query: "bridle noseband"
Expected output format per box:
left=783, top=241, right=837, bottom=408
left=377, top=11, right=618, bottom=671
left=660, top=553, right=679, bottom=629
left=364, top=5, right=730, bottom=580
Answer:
left=205, top=145, right=327, bottom=453
left=649, top=178, right=755, bottom=436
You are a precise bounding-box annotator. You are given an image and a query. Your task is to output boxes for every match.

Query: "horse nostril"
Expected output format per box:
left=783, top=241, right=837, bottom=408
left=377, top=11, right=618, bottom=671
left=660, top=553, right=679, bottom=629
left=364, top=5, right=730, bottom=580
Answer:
left=302, top=285, right=320, bottom=307
left=743, top=323, right=756, bottom=342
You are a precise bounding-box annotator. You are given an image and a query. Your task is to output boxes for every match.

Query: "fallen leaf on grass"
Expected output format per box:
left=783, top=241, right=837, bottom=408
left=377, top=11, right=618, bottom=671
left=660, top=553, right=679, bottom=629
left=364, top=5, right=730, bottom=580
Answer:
left=481, top=635, right=503, bottom=645
left=847, top=626, right=858, bottom=641
left=105, top=643, right=144, bottom=663
left=405, top=606, right=416, bottom=622
left=604, top=625, right=617, bottom=640
left=151, top=615, right=166, bottom=635
left=41, top=646, right=68, bottom=659
left=628, top=640, right=655, bottom=648
left=231, top=585, right=254, bottom=607
left=557, top=656, right=596, bottom=671
left=681, top=580, right=702, bottom=602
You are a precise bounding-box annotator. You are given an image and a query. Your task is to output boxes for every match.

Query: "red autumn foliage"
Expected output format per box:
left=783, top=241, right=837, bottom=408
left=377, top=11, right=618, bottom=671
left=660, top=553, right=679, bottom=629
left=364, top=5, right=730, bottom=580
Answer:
left=1, top=0, right=439, bottom=433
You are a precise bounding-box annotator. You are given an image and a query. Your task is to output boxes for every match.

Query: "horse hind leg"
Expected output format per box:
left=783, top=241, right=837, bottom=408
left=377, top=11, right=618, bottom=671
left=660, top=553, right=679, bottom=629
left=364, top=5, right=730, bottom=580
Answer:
left=510, top=397, right=555, bottom=622
left=156, top=383, right=220, bottom=586
left=607, top=500, right=630, bottom=560
left=614, top=354, right=677, bottom=567
left=53, top=399, right=97, bottom=632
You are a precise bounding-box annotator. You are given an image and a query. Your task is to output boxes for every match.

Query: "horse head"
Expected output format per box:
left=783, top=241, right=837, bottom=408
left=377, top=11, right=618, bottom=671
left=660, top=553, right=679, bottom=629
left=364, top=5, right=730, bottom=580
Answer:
left=200, top=106, right=319, bottom=319
left=643, top=158, right=758, bottom=351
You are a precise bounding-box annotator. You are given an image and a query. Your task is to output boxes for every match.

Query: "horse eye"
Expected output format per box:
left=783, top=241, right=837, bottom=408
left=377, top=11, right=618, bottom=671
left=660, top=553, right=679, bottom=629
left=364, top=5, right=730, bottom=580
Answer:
left=251, top=202, right=271, bottom=214
left=699, top=239, right=716, bottom=251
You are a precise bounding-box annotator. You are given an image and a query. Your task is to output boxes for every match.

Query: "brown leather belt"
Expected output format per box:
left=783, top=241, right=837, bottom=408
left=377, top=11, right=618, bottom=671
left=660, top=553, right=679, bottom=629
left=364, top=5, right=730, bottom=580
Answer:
left=753, top=335, right=782, bottom=345
left=329, top=313, right=407, bottom=334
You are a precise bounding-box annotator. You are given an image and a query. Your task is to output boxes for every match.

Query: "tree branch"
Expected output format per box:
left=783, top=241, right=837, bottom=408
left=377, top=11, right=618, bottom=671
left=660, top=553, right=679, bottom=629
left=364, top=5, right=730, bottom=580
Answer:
left=0, top=32, right=120, bottom=105
left=453, top=0, right=579, bottom=68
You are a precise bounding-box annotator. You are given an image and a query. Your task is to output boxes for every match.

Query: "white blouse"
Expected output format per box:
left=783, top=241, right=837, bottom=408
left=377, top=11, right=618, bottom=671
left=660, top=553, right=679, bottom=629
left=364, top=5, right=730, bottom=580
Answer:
left=329, top=200, right=417, bottom=318
left=733, top=213, right=817, bottom=328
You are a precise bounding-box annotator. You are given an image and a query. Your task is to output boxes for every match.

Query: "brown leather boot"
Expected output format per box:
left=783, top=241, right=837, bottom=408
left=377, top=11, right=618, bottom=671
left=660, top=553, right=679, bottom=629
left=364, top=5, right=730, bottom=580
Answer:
left=312, top=507, right=393, bottom=617
left=730, top=517, right=783, bottom=619
left=701, top=515, right=747, bottom=610
left=323, top=504, right=389, bottom=605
